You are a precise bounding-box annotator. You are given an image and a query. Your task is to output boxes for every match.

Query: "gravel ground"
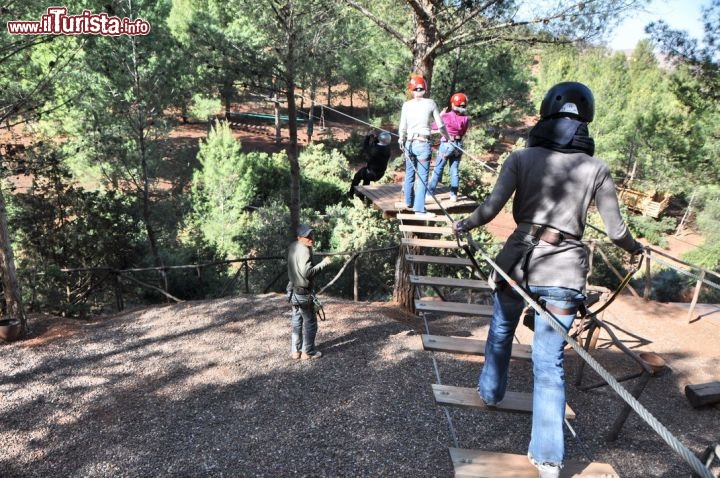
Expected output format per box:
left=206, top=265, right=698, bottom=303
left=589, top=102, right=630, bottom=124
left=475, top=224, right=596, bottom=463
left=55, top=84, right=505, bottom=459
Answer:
left=1, top=293, right=718, bottom=477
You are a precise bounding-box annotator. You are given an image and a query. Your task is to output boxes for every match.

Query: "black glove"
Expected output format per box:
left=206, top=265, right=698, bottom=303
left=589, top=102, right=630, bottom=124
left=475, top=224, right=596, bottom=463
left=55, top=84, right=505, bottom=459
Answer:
left=452, top=219, right=471, bottom=234
left=631, top=241, right=646, bottom=256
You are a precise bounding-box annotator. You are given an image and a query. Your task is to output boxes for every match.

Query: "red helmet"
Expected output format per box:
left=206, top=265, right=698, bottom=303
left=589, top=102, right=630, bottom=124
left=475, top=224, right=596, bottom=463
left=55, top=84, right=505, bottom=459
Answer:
left=408, top=76, right=427, bottom=91
left=450, top=93, right=468, bottom=107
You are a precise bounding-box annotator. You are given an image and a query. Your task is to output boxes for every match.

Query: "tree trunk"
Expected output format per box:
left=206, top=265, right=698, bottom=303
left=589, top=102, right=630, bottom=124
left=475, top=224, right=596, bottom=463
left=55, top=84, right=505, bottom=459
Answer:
left=410, top=0, right=438, bottom=86
left=0, top=187, right=27, bottom=334
left=393, top=251, right=415, bottom=313
left=285, top=42, right=301, bottom=236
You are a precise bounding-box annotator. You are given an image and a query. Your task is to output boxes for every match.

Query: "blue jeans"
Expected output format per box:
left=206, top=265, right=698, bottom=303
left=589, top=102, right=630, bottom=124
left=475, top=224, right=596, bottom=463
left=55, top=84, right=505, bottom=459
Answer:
left=290, top=293, right=318, bottom=354
left=403, top=140, right=432, bottom=212
left=428, top=141, right=462, bottom=195
left=478, top=286, right=585, bottom=466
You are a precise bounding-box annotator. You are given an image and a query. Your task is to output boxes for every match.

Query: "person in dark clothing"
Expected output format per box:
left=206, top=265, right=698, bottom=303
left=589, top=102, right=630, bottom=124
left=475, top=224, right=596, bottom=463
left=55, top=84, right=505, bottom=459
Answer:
left=452, top=82, right=645, bottom=478
left=287, top=224, right=332, bottom=360
left=347, top=131, right=392, bottom=197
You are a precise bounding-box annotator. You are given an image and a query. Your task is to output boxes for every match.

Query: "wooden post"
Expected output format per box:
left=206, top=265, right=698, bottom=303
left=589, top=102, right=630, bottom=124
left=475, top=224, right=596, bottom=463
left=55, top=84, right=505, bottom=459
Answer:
left=586, top=241, right=596, bottom=287
left=596, top=247, right=640, bottom=297
left=353, top=255, right=359, bottom=302
left=644, top=248, right=652, bottom=301
left=687, top=270, right=706, bottom=323
left=273, top=94, right=281, bottom=143
left=244, top=260, right=249, bottom=293
left=114, top=272, right=124, bottom=312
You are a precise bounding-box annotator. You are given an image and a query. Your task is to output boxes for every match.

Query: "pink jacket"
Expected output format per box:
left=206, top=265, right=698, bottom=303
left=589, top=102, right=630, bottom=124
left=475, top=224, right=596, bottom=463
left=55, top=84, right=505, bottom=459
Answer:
left=433, top=110, right=469, bottom=140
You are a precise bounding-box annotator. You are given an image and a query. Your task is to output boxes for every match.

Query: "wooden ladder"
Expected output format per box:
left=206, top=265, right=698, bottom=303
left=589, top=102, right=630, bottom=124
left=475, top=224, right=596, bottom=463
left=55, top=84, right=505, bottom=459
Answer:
left=397, top=212, right=619, bottom=477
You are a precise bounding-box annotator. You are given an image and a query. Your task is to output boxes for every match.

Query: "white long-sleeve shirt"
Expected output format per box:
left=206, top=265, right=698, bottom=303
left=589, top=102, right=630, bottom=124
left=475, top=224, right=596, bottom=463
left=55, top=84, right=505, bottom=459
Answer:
left=398, top=98, right=446, bottom=142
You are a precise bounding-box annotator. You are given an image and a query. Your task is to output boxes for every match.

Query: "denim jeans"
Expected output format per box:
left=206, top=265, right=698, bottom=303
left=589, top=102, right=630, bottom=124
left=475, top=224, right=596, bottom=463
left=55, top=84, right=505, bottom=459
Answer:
left=403, top=140, right=432, bottom=212
left=478, top=285, right=585, bottom=466
left=290, top=293, right=318, bottom=354
left=428, top=141, right=462, bottom=195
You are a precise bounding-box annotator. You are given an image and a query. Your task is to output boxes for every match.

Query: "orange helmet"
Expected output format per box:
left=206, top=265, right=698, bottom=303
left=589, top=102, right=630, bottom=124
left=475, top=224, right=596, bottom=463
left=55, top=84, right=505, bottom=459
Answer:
left=408, top=76, right=427, bottom=91
left=450, top=93, right=468, bottom=107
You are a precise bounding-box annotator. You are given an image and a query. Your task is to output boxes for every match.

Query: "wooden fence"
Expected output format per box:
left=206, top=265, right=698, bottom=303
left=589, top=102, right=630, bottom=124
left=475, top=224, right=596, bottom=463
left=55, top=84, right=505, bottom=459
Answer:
left=58, top=246, right=399, bottom=313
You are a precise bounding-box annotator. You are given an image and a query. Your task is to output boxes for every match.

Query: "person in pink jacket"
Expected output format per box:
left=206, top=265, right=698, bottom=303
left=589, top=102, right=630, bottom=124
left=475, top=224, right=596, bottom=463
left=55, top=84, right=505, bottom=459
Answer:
left=428, top=92, right=470, bottom=202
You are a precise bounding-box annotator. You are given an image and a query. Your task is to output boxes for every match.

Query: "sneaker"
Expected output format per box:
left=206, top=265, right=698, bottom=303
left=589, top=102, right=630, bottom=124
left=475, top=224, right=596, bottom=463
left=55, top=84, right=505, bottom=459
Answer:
left=291, top=351, right=301, bottom=360
left=536, top=463, right=561, bottom=478
left=528, top=453, right=561, bottom=478
left=478, top=391, right=498, bottom=407
left=449, top=193, right=458, bottom=202
left=301, top=350, right=323, bottom=359
left=414, top=211, right=435, bottom=218
left=425, top=194, right=435, bottom=203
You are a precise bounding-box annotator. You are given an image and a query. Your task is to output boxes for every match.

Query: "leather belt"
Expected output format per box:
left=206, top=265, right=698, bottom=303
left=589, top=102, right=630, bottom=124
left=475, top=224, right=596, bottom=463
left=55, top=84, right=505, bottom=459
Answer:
left=410, top=134, right=429, bottom=142
left=293, top=287, right=310, bottom=294
left=516, top=223, right=579, bottom=246
left=544, top=303, right=578, bottom=315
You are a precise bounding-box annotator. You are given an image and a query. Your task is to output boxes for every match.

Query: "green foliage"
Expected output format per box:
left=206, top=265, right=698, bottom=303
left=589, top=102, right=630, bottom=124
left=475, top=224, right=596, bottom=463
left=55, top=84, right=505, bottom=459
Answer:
left=633, top=268, right=693, bottom=302
left=188, top=121, right=289, bottom=258
left=188, top=94, right=222, bottom=122
left=627, top=215, right=677, bottom=248
left=326, top=199, right=400, bottom=300
left=8, top=152, right=148, bottom=315
left=534, top=42, right=718, bottom=193
left=682, top=185, right=720, bottom=269
left=229, top=201, right=304, bottom=294
left=299, top=143, right=354, bottom=212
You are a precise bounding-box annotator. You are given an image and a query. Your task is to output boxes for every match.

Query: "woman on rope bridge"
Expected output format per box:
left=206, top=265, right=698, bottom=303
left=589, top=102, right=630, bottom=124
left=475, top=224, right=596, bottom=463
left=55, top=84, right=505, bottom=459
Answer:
left=427, top=92, right=470, bottom=203
left=452, top=82, right=645, bottom=478
left=398, top=74, right=451, bottom=217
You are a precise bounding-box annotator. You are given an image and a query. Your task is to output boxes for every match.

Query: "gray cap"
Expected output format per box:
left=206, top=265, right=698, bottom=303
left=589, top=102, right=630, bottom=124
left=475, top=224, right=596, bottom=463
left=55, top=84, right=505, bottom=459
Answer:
left=297, top=224, right=314, bottom=238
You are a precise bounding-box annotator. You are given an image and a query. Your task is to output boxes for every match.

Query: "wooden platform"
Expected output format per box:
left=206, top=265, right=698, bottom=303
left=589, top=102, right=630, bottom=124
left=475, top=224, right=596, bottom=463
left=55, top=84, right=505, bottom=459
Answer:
left=402, top=237, right=462, bottom=249
left=449, top=448, right=618, bottom=477
left=433, top=384, right=576, bottom=419
left=355, top=183, right=478, bottom=218
left=422, top=334, right=532, bottom=360
left=406, top=254, right=474, bottom=266
left=415, top=299, right=493, bottom=316
left=410, top=275, right=491, bottom=290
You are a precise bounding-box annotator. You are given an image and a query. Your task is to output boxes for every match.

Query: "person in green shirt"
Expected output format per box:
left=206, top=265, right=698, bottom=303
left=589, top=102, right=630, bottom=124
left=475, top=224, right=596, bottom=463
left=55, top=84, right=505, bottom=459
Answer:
left=286, top=224, right=332, bottom=359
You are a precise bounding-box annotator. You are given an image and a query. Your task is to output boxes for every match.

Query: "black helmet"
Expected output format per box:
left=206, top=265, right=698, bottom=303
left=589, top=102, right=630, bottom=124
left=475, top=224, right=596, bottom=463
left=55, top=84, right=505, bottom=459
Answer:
left=540, top=82, right=594, bottom=122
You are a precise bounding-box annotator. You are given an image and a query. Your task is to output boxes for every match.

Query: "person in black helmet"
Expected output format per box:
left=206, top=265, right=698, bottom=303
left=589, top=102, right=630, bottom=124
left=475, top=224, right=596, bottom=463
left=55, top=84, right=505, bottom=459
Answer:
left=348, top=131, right=392, bottom=197
left=452, top=82, right=645, bottom=478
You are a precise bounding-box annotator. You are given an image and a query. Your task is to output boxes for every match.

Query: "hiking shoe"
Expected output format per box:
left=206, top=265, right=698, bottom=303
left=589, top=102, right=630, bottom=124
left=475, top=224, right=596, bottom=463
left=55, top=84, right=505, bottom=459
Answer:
left=536, top=463, right=560, bottom=478
left=414, top=211, right=435, bottom=218
left=291, top=351, right=301, bottom=360
left=449, top=193, right=458, bottom=202
left=528, top=453, right=561, bottom=478
left=301, top=351, right=323, bottom=359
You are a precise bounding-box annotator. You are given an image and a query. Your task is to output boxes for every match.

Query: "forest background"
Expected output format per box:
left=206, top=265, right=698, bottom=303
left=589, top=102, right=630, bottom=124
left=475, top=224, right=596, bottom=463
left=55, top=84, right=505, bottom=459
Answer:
left=1, top=0, right=719, bottom=329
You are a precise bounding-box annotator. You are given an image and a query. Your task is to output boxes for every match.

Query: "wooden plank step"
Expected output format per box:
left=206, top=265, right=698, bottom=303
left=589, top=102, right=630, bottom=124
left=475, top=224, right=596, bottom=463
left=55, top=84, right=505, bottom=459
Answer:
left=406, top=254, right=473, bottom=266
left=397, top=212, right=451, bottom=223
left=433, top=384, right=575, bottom=419
left=399, top=224, right=454, bottom=235
left=422, top=334, right=532, bottom=361
left=449, top=448, right=618, bottom=477
left=410, top=275, right=491, bottom=290
left=402, top=237, right=461, bottom=249
left=415, top=299, right=493, bottom=317
left=685, top=381, right=720, bottom=408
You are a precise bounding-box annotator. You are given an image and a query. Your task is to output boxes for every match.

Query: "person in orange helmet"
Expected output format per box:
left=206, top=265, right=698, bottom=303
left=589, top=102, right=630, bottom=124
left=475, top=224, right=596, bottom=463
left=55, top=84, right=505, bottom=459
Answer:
left=428, top=92, right=470, bottom=202
left=398, top=75, right=451, bottom=216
